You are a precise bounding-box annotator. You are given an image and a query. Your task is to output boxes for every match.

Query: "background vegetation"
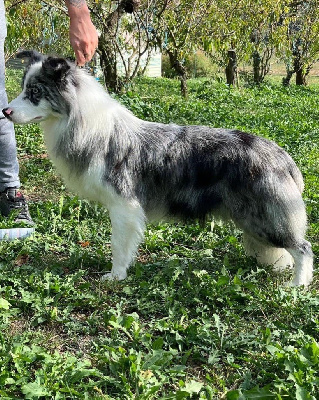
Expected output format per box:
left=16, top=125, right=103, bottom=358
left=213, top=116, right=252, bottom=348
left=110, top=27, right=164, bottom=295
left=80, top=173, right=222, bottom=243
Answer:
left=0, top=69, right=318, bottom=399
left=1, top=0, right=318, bottom=398
left=5, top=0, right=319, bottom=95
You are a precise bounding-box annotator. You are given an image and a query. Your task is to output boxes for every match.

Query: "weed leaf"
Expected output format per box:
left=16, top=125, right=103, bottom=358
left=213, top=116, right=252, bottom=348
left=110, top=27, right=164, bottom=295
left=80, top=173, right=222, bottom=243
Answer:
left=0, top=298, right=10, bottom=309
left=21, top=382, right=50, bottom=399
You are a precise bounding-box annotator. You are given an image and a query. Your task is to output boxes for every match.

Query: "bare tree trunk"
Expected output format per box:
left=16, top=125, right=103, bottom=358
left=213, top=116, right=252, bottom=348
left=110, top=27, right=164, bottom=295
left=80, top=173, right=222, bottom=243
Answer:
left=252, top=50, right=261, bottom=84
left=140, top=47, right=152, bottom=76
left=294, top=49, right=304, bottom=86
left=167, top=50, right=188, bottom=97
left=283, top=41, right=310, bottom=87
left=252, top=47, right=273, bottom=84
left=295, top=68, right=306, bottom=85
left=180, top=72, right=188, bottom=98
left=282, top=69, right=294, bottom=86
left=225, top=49, right=238, bottom=86
left=97, top=0, right=140, bottom=93
left=295, top=62, right=311, bottom=86
left=98, top=36, right=121, bottom=92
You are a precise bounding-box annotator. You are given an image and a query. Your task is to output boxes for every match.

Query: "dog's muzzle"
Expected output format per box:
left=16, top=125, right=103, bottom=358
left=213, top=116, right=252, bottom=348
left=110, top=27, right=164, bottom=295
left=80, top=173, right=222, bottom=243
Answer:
left=1, top=108, right=13, bottom=120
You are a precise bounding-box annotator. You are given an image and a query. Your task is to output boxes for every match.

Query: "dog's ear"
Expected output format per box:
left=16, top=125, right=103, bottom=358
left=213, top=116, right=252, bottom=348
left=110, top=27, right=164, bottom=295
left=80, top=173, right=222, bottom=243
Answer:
left=42, top=57, right=71, bottom=82
left=16, top=50, right=44, bottom=65
left=17, top=50, right=45, bottom=88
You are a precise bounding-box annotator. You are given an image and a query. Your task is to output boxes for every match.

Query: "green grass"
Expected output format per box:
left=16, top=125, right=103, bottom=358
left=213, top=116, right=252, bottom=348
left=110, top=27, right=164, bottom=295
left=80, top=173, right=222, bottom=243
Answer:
left=0, top=71, right=318, bottom=399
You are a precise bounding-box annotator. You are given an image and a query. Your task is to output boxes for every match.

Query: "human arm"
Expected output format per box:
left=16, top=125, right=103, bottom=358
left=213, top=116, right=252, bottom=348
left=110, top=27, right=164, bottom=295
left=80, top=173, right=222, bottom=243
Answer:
left=65, top=0, right=98, bottom=66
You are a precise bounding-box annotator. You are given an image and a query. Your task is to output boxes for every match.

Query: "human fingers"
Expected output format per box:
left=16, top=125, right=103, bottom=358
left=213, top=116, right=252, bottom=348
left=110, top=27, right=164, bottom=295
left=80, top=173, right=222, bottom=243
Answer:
left=70, top=24, right=98, bottom=65
left=74, top=48, right=86, bottom=66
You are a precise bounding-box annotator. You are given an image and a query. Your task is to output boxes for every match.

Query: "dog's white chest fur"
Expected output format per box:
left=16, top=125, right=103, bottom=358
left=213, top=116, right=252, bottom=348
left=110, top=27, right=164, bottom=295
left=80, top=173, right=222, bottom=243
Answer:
left=41, top=119, right=119, bottom=207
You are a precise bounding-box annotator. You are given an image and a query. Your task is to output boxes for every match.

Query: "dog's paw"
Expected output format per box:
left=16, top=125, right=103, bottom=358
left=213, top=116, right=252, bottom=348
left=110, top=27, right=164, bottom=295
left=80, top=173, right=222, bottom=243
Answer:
left=101, top=271, right=127, bottom=281
left=287, top=276, right=313, bottom=288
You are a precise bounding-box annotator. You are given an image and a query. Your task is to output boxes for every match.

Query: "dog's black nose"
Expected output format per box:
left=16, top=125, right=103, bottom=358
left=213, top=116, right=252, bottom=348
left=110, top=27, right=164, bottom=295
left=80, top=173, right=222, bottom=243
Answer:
left=2, top=108, right=13, bottom=120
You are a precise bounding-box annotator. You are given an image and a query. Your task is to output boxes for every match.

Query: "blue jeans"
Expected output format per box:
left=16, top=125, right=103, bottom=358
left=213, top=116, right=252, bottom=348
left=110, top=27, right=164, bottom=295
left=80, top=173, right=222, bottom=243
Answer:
left=0, top=0, right=20, bottom=191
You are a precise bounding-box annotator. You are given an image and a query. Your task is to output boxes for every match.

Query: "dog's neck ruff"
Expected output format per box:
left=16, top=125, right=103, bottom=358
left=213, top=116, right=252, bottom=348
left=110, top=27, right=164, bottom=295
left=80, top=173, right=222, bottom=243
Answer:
left=41, top=69, right=143, bottom=159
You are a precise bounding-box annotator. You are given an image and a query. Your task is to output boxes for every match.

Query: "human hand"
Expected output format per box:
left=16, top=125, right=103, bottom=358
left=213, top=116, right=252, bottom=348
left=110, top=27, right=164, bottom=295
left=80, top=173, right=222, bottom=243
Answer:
left=67, top=1, right=98, bottom=66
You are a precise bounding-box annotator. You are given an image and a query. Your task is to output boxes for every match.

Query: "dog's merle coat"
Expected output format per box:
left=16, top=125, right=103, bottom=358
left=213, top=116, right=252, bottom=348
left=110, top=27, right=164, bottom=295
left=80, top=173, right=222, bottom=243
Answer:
left=3, top=51, right=313, bottom=285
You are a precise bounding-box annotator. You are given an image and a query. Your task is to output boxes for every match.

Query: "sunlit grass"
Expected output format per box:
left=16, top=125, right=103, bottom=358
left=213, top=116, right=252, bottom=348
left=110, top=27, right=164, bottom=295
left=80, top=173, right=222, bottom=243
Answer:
left=0, top=70, right=317, bottom=399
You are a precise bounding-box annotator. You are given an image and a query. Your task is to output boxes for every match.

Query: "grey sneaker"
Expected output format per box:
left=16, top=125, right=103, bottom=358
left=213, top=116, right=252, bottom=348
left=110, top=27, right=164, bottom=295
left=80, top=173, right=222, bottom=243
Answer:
left=0, top=188, right=34, bottom=226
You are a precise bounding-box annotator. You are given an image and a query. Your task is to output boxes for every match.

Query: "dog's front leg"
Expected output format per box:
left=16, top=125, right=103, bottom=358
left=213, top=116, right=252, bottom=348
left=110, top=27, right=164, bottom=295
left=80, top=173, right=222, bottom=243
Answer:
left=102, top=202, right=146, bottom=281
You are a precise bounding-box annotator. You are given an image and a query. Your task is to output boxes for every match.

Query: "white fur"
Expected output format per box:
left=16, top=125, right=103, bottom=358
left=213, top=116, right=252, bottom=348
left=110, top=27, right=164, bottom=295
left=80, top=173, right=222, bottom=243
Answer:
left=243, top=233, right=294, bottom=271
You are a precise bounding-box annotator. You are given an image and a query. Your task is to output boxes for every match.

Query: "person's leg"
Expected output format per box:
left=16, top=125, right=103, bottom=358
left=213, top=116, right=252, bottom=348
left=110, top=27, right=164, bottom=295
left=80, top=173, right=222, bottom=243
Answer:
left=0, top=7, right=33, bottom=224
left=0, top=33, right=20, bottom=190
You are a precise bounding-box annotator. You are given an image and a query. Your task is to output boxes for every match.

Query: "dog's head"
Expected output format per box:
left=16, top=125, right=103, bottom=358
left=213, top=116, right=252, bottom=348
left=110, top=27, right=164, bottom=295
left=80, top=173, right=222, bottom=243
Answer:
left=3, top=51, right=76, bottom=124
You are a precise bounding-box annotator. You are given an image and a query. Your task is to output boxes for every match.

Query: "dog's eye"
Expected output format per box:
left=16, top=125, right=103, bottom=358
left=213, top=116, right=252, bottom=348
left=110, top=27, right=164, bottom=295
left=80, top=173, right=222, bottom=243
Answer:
left=24, top=85, right=42, bottom=104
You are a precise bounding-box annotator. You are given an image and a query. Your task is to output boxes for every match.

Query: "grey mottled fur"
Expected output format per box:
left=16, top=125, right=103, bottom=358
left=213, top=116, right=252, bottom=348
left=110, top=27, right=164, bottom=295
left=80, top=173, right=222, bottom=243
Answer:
left=3, top=52, right=314, bottom=285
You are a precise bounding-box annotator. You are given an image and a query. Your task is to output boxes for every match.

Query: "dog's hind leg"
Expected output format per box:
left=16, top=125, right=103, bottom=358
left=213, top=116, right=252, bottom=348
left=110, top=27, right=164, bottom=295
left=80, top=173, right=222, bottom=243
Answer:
left=102, top=201, right=146, bottom=281
left=286, top=240, right=313, bottom=287
left=243, top=233, right=294, bottom=272
left=243, top=232, right=313, bottom=287
left=236, top=183, right=313, bottom=286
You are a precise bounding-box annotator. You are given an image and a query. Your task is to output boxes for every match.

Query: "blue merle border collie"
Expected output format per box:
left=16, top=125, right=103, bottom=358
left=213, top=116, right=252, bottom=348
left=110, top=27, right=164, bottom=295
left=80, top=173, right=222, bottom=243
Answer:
left=2, top=50, right=313, bottom=286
